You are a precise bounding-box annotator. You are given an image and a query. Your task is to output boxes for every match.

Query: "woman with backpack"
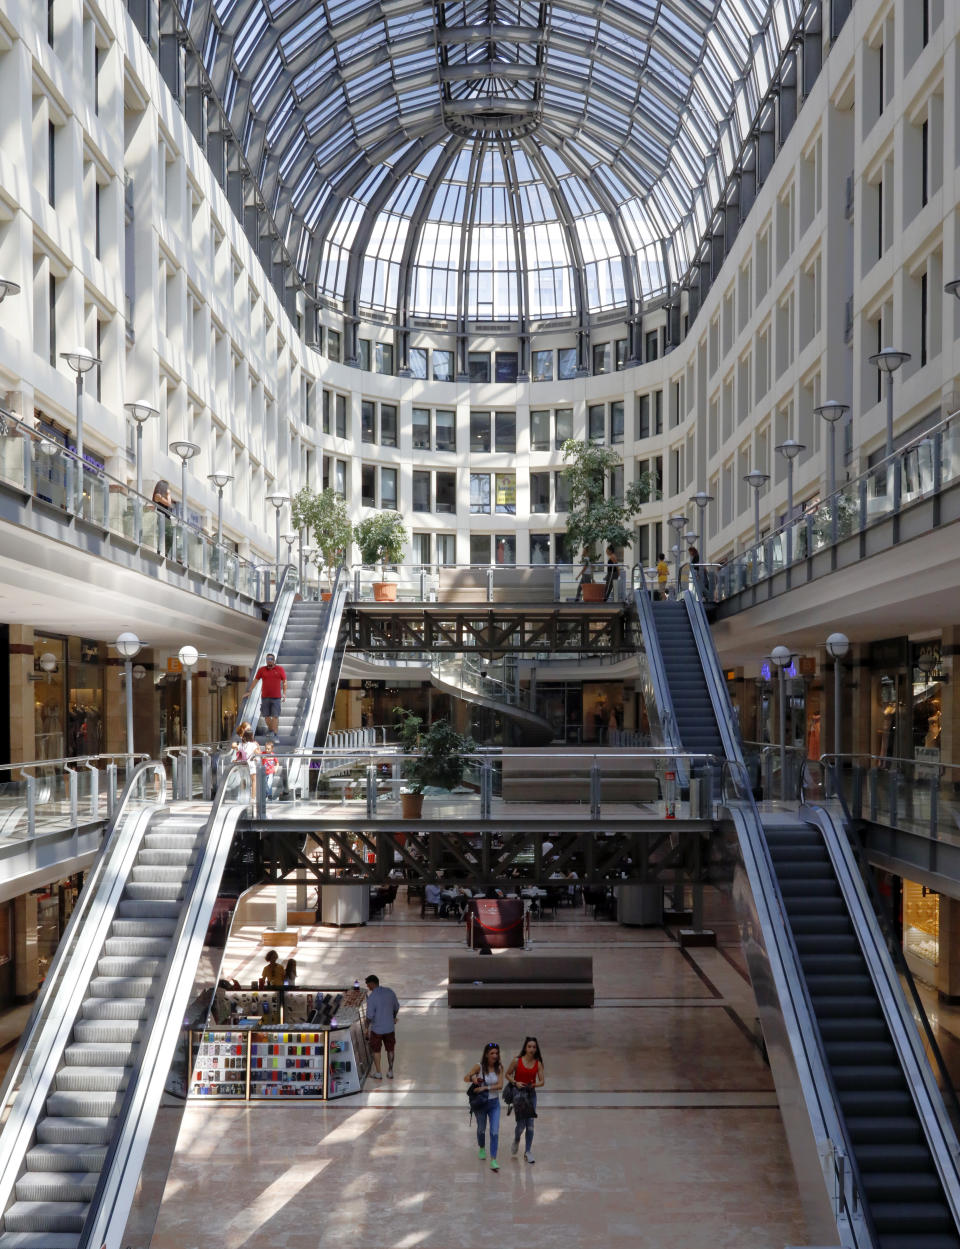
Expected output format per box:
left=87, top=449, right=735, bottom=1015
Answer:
left=464, top=1041, right=503, bottom=1172
left=506, top=1036, right=544, bottom=1163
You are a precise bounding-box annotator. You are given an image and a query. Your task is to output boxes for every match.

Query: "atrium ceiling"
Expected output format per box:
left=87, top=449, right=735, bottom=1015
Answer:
left=179, top=0, right=804, bottom=325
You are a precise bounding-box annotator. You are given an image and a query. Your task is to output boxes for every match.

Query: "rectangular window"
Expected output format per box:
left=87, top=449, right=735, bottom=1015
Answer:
left=654, top=390, right=663, bottom=435
left=322, top=454, right=330, bottom=491
left=361, top=399, right=376, bottom=443
left=592, top=342, right=610, bottom=374
left=495, top=534, right=516, bottom=564
left=555, top=407, right=573, bottom=449
left=532, top=349, right=553, bottom=382
left=922, top=0, right=930, bottom=45
left=877, top=177, right=883, bottom=260
left=470, top=534, right=491, bottom=564
left=495, top=352, right=518, bottom=383
left=530, top=472, right=550, bottom=513
left=412, top=471, right=431, bottom=511
left=436, top=533, right=456, bottom=564
left=638, top=394, right=650, bottom=440
left=921, top=120, right=929, bottom=207
left=375, top=342, right=394, bottom=375
left=436, top=471, right=456, bottom=513
left=495, top=473, right=516, bottom=514
left=615, top=339, right=628, bottom=370
left=409, top=346, right=428, bottom=379
left=588, top=404, right=605, bottom=442
left=412, top=407, right=431, bottom=450
left=358, top=339, right=371, bottom=371
left=327, top=329, right=341, bottom=363
left=494, top=411, right=516, bottom=453
left=921, top=271, right=928, bottom=367
left=334, top=459, right=346, bottom=497
left=94, top=182, right=102, bottom=260
left=645, top=329, right=659, bottom=361
left=554, top=471, right=570, bottom=512
left=335, top=393, right=347, bottom=439
left=435, top=409, right=455, bottom=451
left=48, top=122, right=56, bottom=205
left=411, top=532, right=431, bottom=565
left=611, top=401, right=624, bottom=445
left=557, top=347, right=577, bottom=380
left=380, top=467, right=398, bottom=510
left=530, top=410, right=551, bottom=451
left=433, top=349, right=454, bottom=381
left=610, top=464, right=623, bottom=501
left=470, top=411, right=491, bottom=452
left=322, top=390, right=330, bottom=434
left=361, top=464, right=376, bottom=507
left=380, top=403, right=398, bottom=448
left=468, top=352, right=490, bottom=383
left=878, top=40, right=884, bottom=116
left=470, top=473, right=491, bottom=513
left=530, top=533, right=551, bottom=564
left=48, top=273, right=57, bottom=366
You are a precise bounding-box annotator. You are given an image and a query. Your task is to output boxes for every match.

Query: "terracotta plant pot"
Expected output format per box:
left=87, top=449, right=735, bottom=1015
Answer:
left=401, top=792, right=424, bottom=819
left=581, top=582, right=606, bottom=602
left=373, top=581, right=397, bottom=602
left=320, top=590, right=332, bottom=601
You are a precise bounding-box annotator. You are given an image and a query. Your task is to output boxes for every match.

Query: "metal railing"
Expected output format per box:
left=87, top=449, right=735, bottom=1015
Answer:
left=812, top=752, right=960, bottom=846
left=0, top=753, right=149, bottom=841
left=346, top=561, right=629, bottom=604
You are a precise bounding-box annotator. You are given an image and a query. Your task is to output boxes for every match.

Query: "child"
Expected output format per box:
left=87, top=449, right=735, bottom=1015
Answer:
left=261, top=739, right=279, bottom=800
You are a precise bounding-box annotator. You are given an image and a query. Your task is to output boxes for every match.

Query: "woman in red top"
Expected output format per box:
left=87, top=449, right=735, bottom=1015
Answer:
left=506, top=1036, right=544, bottom=1163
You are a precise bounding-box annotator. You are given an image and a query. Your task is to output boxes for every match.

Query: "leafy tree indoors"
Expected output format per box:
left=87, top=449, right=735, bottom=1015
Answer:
left=291, top=486, right=353, bottom=587
left=393, top=707, right=476, bottom=795
left=560, top=439, right=660, bottom=557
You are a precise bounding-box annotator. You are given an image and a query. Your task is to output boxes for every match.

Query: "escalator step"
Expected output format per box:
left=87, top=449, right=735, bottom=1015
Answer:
left=800, top=955, right=866, bottom=976
left=790, top=915, right=856, bottom=936
left=774, top=865, right=838, bottom=882
left=825, top=1041, right=897, bottom=1066
left=857, top=1143, right=935, bottom=1172
left=778, top=880, right=843, bottom=899
left=805, top=973, right=876, bottom=996
left=874, top=1236, right=960, bottom=1249
left=870, top=1201, right=955, bottom=1233
left=811, top=995, right=884, bottom=1018
left=837, top=1088, right=915, bottom=1115
left=832, top=1064, right=908, bottom=1091
left=783, top=897, right=849, bottom=918
left=766, top=846, right=827, bottom=863
left=863, top=1172, right=944, bottom=1201
left=846, top=1116, right=923, bottom=1144
left=818, top=1017, right=889, bottom=1042
left=795, top=933, right=858, bottom=954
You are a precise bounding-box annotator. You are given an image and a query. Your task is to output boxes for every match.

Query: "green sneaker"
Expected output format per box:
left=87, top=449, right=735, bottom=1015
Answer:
left=478, top=1147, right=486, bottom=1160
left=490, top=1159, right=499, bottom=1171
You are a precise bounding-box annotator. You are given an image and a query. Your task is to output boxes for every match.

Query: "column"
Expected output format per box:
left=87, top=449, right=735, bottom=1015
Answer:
left=14, top=892, right=38, bottom=1002
left=8, top=626, right=35, bottom=762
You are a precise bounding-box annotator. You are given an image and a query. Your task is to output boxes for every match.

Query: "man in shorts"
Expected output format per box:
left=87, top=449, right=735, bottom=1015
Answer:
left=364, top=974, right=399, bottom=1080
left=244, top=652, right=286, bottom=736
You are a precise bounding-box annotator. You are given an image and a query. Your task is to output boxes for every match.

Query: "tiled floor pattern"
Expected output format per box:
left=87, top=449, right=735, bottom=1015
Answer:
left=137, top=891, right=808, bottom=1249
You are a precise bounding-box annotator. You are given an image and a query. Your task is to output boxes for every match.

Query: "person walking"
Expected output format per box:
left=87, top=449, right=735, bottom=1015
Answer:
left=603, top=544, right=620, bottom=601
left=364, top=974, right=399, bottom=1080
left=655, top=551, right=669, bottom=600
left=506, top=1036, right=544, bottom=1163
left=238, top=729, right=260, bottom=802
left=575, top=547, right=593, bottom=600
left=243, top=652, right=287, bottom=737
left=464, top=1042, right=503, bottom=1172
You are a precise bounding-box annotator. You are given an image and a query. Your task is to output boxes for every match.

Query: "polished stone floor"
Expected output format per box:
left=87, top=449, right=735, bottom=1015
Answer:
left=137, top=891, right=808, bottom=1249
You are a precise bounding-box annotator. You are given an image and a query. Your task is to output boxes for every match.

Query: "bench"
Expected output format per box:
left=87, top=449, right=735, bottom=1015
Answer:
left=500, top=749, right=661, bottom=804
left=447, top=954, right=594, bottom=1007
left=438, top=566, right=557, bottom=603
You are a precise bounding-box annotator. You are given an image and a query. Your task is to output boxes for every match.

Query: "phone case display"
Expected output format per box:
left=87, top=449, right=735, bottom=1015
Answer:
left=191, top=1031, right=249, bottom=1097
left=250, top=1032, right=326, bottom=1098
left=327, top=1024, right=363, bottom=1097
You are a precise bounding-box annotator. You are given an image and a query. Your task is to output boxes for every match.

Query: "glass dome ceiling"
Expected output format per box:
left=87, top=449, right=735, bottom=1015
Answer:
left=181, top=0, right=804, bottom=324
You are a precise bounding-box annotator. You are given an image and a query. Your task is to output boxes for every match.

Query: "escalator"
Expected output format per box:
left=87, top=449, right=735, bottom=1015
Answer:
left=637, top=581, right=960, bottom=1246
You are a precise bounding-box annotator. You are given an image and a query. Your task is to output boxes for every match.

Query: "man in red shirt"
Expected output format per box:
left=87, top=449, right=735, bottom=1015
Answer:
left=245, top=652, right=286, bottom=736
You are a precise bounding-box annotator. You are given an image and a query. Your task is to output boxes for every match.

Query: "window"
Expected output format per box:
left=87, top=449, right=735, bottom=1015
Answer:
left=530, top=533, right=551, bottom=564
left=558, top=347, right=577, bottom=380
left=615, top=339, right=628, bottom=370
left=470, top=411, right=491, bottom=452
left=610, top=464, right=623, bottom=500
left=532, top=349, right=553, bottom=382
left=921, top=271, right=928, bottom=367
left=470, top=534, right=491, bottom=564
left=334, top=459, right=346, bottom=497
left=375, top=342, right=394, bottom=375
left=654, top=390, right=663, bottom=434
left=921, top=120, right=929, bottom=208
left=611, top=401, right=624, bottom=445
left=495, top=535, right=516, bottom=564
left=412, top=408, right=431, bottom=450
left=530, top=472, right=550, bottom=513
left=335, top=393, right=347, bottom=439
left=470, top=473, right=491, bottom=513
left=495, top=473, right=516, bottom=514
left=436, top=472, right=456, bottom=513
left=592, top=343, right=610, bottom=374
left=531, top=410, right=551, bottom=451
left=361, top=400, right=376, bottom=443
left=412, top=471, right=431, bottom=511
left=322, top=390, right=330, bottom=434
left=409, top=347, right=428, bottom=379
left=433, top=349, right=454, bottom=381
left=358, top=339, right=371, bottom=370
left=436, top=534, right=456, bottom=564
left=555, top=408, right=573, bottom=449
left=328, top=329, right=341, bottom=363
left=435, top=409, right=455, bottom=451
left=411, top=532, right=431, bottom=565
left=554, top=471, right=570, bottom=512
left=361, top=464, right=376, bottom=507
left=645, top=329, right=659, bottom=361
left=468, top=352, right=490, bottom=382
left=380, top=467, right=398, bottom=510
left=555, top=532, right=572, bottom=565
left=495, top=352, right=518, bottom=383
left=94, top=182, right=102, bottom=259
left=588, top=404, right=605, bottom=442
left=380, top=403, right=397, bottom=448
left=494, top=411, right=515, bottom=453
left=48, top=121, right=56, bottom=206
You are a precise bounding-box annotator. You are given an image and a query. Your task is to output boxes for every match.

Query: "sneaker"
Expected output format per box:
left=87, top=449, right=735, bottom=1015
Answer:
left=386, top=1068, right=394, bottom=1080
left=370, top=1072, right=383, bottom=1081
left=524, top=1152, right=535, bottom=1164
left=478, top=1147, right=486, bottom=1160
left=490, top=1159, right=499, bottom=1171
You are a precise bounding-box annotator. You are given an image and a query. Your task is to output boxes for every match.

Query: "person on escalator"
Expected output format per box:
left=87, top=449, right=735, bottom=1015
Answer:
left=244, top=652, right=287, bottom=736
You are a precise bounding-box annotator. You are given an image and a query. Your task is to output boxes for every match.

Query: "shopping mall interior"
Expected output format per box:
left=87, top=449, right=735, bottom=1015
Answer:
left=2, top=0, right=960, bottom=1245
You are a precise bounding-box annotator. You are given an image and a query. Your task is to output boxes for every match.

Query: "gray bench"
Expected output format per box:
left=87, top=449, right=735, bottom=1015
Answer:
left=438, top=567, right=556, bottom=603
left=447, top=954, right=594, bottom=1007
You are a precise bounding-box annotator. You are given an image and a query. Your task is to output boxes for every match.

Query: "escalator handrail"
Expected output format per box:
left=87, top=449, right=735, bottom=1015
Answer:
left=803, top=800, right=960, bottom=1206
left=682, top=577, right=745, bottom=767
left=0, top=761, right=167, bottom=1213
left=631, top=576, right=687, bottom=786
left=78, top=762, right=252, bottom=1249
left=236, top=563, right=299, bottom=733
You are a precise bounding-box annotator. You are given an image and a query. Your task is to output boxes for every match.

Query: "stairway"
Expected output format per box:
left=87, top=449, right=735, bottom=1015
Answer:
left=651, top=600, right=724, bottom=758
left=272, top=599, right=332, bottom=752
left=766, top=819, right=960, bottom=1249
left=0, top=812, right=207, bottom=1249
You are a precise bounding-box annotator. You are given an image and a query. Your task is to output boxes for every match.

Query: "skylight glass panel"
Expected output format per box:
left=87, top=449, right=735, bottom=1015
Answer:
left=280, top=6, right=328, bottom=60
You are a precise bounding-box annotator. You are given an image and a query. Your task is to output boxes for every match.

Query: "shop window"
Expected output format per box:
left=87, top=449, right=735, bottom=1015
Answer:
left=409, top=346, right=428, bottom=379
left=530, top=472, right=550, bottom=513
left=412, top=407, right=431, bottom=450
left=494, top=411, right=515, bottom=453
left=435, top=409, right=456, bottom=451
left=532, top=349, right=553, bottom=382
left=557, top=347, right=577, bottom=380
left=436, top=471, right=456, bottom=513
left=380, top=403, right=398, bottom=448
left=495, top=473, right=516, bottom=514
left=433, top=349, right=454, bottom=381
left=530, top=533, right=551, bottom=564
left=495, top=534, right=517, bottom=564
left=470, top=533, right=491, bottom=564
left=380, top=467, right=398, bottom=510
left=470, top=473, right=491, bottom=513
left=361, top=464, right=376, bottom=507
left=530, top=410, right=550, bottom=451
left=904, top=880, right=939, bottom=966
left=470, top=411, right=491, bottom=452
left=555, top=407, right=573, bottom=449
left=495, top=351, right=518, bottom=383
left=412, top=471, right=431, bottom=512
left=468, top=352, right=490, bottom=382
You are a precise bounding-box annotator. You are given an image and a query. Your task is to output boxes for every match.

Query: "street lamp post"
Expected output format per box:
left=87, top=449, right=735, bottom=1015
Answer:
left=868, top=347, right=910, bottom=461
left=282, top=532, right=298, bottom=580
left=770, top=644, right=795, bottom=800
left=814, top=400, right=849, bottom=547
left=114, top=631, right=142, bottom=759
left=169, top=441, right=201, bottom=564
left=689, top=491, right=714, bottom=568
left=61, top=347, right=100, bottom=513
left=124, top=400, right=159, bottom=544
left=266, top=492, right=290, bottom=590
left=825, top=633, right=850, bottom=786
left=775, top=440, right=805, bottom=567
left=207, top=471, right=234, bottom=577
left=668, top=515, right=688, bottom=593
left=178, top=644, right=199, bottom=799
left=743, top=470, right=769, bottom=549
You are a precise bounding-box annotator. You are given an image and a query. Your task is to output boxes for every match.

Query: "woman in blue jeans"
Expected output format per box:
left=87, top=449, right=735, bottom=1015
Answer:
left=464, top=1042, right=503, bottom=1171
left=506, top=1037, right=544, bottom=1163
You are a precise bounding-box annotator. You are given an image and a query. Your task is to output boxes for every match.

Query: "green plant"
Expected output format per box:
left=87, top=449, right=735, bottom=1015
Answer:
left=291, top=486, right=352, bottom=586
left=393, top=707, right=476, bottom=794
left=560, top=439, right=659, bottom=557
left=355, top=511, right=407, bottom=572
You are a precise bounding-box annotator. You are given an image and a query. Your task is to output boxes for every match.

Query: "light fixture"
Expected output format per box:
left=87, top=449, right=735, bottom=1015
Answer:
left=60, top=347, right=99, bottom=375
left=769, top=644, right=796, bottom=799
left=169, top=442, right=201, bottom=564
left=178, top=644, right=199, bottom=669
left=814, top=401, right=849, bottom=547
left=61, top=347, right=100, bottom=512
left=114, top=631, right=142, bottom=660
left=869, top=348, right=911, bottom=460
left=945, top=279, right=960, bottom=300
left=743, top=470, right=770, bottom=548
left=825, top=632, right=849, bottom=660
left=0, top=278, right=21, bottom=303
left=114, top=632, right=142, bottom=756
left=266, top=493, right=291, bottom=581
left=124, top=400, right=159, bottom=535
left=775, top=442, right=806, bottom=567
left=208, top=471, right=234, bottom=490
left=826, top=632, right=850, bottom=762
left=132, top=664, right=147, bottom=680
left=39, top=651, right=57, bottom=673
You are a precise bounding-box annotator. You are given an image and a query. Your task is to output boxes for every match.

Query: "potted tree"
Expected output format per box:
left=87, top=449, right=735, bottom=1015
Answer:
left=394, top=708, right=477, bottom=818
left=292, top=486, right=352, bottom=598
left=561, top=439, right=659, bottom=600
left=354, top=511, right=407, bottom=601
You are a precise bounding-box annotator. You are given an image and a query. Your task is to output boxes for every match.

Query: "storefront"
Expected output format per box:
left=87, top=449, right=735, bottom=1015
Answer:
left=32, top=634, right=106, bottom=759
left=868, top=636, right=943, bottom=766
left=35, top=874, right=84, bottom=983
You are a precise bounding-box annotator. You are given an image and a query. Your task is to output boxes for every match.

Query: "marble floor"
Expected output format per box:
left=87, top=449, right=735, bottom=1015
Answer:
left=136, top=891, right=809, bottom=1249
